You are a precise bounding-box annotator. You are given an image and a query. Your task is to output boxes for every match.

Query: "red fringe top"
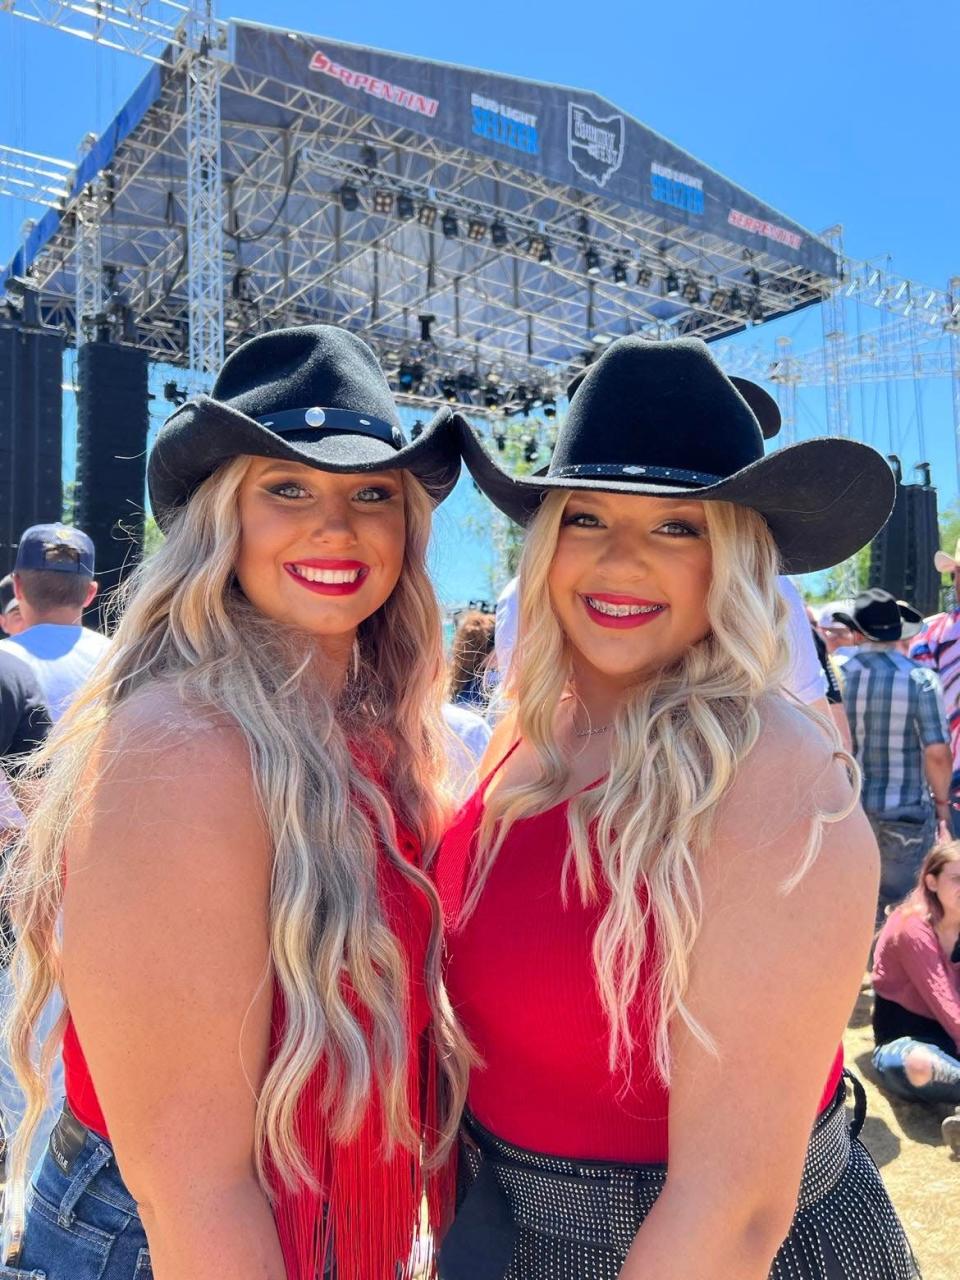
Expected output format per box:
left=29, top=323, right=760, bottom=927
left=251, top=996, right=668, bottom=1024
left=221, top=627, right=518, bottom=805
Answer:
left=64, top=801, right=449, bottom=1280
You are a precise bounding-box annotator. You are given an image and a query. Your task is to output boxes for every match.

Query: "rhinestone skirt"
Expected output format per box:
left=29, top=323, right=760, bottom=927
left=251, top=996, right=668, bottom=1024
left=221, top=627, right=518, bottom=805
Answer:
left=452, top=1082, right=920, bottom=1279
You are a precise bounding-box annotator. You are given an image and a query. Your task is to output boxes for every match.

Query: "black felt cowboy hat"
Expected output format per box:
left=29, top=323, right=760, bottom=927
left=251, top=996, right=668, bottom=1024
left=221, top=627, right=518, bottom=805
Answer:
left=148, top=325, right=460, bottom=525
left=831, top=589, right=923, bottom=642
left=457, top=336, right=895, bottom=575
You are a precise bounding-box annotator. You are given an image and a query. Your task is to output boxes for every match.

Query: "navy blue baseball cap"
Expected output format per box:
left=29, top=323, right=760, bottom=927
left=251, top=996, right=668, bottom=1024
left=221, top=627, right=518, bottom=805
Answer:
left=14, top=523, right=96, bottom=576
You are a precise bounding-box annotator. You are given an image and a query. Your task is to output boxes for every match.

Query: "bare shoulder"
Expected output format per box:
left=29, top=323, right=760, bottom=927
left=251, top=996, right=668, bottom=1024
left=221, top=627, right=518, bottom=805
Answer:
left=70, top=683, right=264, bottom=877
left=712, top=693, right=873, bottom=887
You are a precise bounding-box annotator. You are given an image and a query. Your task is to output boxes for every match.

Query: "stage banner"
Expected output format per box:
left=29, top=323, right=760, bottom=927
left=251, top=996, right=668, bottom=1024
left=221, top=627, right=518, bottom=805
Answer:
left=231, top=22, right=837, bottom=279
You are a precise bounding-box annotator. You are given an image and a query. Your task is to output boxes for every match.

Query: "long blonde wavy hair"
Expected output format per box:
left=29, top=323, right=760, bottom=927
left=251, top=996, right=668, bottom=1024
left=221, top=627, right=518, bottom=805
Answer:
left=468, top=491, right=858, bottom=1084
left=3, top=456, right=471, bottom=1197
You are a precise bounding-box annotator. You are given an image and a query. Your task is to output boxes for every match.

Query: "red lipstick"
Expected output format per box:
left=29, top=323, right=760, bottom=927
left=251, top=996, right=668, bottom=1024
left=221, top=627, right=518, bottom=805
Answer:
left=284, top=559, right=369, bottom=597
left=580, top=592, right=668, bottom=630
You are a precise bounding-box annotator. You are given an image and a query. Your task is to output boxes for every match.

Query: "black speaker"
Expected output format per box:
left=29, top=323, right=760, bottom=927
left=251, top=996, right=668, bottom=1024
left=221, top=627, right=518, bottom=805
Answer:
left=0, top=321, right=64, bottom=573
left=868, top=478, right=940, bottom=616
left=75, top=342, right=150, bottom=617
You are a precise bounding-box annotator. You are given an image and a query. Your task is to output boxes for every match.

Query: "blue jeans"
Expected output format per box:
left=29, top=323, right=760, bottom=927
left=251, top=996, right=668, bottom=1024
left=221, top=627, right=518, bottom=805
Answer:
left=872, top=1035, right=960, bottom=1106
left=867, top=810, right=936, bottom=925
left=0, top=1119, right=152, bottom=1280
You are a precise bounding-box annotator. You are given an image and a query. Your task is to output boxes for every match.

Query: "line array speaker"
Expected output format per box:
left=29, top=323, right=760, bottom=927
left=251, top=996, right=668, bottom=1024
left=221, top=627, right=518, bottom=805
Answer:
left=868, top=481, right=940, bottom=617
left=75, top=342, right=150, bottom=619
left=0, top=322, right=64, bottom=574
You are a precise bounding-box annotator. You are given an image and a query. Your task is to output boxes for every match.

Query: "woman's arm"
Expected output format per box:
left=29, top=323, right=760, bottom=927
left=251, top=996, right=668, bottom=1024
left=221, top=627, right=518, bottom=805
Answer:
left=620, top=699, right=878, bottom=1280
left=888, top=916, right=960, bottom=1051
left=62, top=692, right=286, bottom=1280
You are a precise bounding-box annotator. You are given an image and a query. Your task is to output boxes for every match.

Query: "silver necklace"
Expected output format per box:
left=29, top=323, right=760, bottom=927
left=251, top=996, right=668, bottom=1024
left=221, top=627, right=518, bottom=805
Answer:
left=573, top=721, right=614, bottom=739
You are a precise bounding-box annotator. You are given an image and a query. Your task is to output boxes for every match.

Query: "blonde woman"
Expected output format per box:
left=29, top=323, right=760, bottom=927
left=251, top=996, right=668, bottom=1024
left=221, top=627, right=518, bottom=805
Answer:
left=1, top=327, right=470, bottom=1280
left=436, top=338, right=917, bottom=1280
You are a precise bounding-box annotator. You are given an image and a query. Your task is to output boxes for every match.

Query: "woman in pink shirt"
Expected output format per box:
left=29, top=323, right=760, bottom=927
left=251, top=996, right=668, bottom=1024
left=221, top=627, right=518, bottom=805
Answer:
left=871, top=840, right=960, bottom=1150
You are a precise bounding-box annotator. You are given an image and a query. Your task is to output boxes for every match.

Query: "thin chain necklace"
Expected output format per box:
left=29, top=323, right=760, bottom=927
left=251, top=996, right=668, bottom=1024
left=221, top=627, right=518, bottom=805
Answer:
left=572, top=720, right=614, bottom=739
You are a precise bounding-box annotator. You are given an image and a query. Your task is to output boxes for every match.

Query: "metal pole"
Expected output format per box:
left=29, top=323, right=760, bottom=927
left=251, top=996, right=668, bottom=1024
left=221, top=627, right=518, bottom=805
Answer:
left=951, top=276, right=960, bottom=496
left=74, top=133, right=105, bottom=348
left=773, top=335, right=796, bottom=448
left=821, top=225, right=850, bottom=439
left=184, top=0, right=224, bottom=390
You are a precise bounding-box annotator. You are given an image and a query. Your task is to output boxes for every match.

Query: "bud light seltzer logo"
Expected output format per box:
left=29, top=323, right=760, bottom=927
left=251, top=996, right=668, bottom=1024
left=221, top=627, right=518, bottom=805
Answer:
left=567, top=103, right=625, bottom=188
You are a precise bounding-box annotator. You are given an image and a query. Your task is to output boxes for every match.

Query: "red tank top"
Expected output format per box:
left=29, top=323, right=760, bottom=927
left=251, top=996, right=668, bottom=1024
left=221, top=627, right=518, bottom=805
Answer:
left=434, top=743, right=844, bottom=1162
left=62, top=798, right=444, bottom=1280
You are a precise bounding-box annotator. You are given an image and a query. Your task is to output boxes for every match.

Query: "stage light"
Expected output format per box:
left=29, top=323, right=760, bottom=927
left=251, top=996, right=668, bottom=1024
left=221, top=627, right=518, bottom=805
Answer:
left=611, top=257, right=629, bottom=286
left=682, top=275, right=702, bottom=304
left=418, top=202, right=438, bottom=228
left=339, top=184, right=360, bottom=211
left=664, top=268, right=680, bottom=297
left=522, top=434, right=540, bottom=463
left=467, top=217, right=488, bottom=242
left=484, top=381, right=501, bottom=408
left=493, top=426, right=507, bottom=451
left=396, top=192, right=415, bottom=219
left=747, top=266, right=761, bottom=288
left=584, top=246, right=602, bottom=276
left=543, top=397, right=557, bottom=419
left=527, top=233, right=552, bottom=263
left=398, top=362, right=414, bottom=390
left=418, top=313, right=436, bottom=342
left=441, top=210, right=459, bottom=238
left=373, top=189, right=394, bottom=215
left=709, top=286, right=728, bottom=311
left=490, top=219, right=508, bottom=248
left=457, top=370, right=479, bottom=394
left=749, top=294, right=765, bottom=324
left=360, top=143, right=378, bottom=173
left=440, top=375, right=458, bottom=402
left=728, top=286, right=745, bottom=314
left=635, top=263, right=653, bottom=288
left=410, top=419, right=425, bottom=439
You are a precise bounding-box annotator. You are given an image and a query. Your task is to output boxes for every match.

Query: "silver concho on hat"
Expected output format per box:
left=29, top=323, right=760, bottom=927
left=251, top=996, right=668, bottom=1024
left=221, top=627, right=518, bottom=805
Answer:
left=304, top=407, right=326, bottom=427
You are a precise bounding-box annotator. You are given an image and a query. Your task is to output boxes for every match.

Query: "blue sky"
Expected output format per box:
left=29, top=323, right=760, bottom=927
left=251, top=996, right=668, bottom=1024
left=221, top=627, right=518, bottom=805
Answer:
left=2, top=1, right=957, bottom=603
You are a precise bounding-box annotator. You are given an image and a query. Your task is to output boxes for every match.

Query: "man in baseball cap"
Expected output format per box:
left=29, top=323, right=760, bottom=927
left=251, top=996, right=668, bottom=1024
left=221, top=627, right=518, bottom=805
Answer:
left=0, top=523, right=110, bottom=723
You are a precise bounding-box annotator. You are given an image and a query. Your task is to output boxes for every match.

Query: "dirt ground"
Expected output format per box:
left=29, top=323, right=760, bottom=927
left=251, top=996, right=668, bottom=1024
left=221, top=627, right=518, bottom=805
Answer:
left=844, top=978, right=957, bottom=1280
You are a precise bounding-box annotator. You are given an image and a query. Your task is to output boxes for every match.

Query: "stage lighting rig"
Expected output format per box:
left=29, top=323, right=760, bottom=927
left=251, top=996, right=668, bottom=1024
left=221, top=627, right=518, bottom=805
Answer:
left=635, top=263, right=653, bottom=289
left=709, top=282, right=728, bottom=311
left=396, top=192, right=415, bottom=219
left=484, top=380, right=501, bottom=408
left=584, top=246, right=602, bottom=276
left=527, top=233, right=552, bottom=264
left=728, top=286, right=745, bottom=315
left=664, top=268, right=680, bottom=298
left=441, top=210, right=459, bottom=238
left=467, top=217, right=488, bottom=242
left=490, top=218, right=508, bottom=248
left=339, top=184, right=360, bottom=211
left=543, top=396, right=557, bottom=419
left=410, top=419, right=425, bottom=439
left=373, top=189, right=394, bottom=214
left=746, top=266, right=761, bottom=289
left=418, top=202, right=438, bottom=228
left=682, top=275, right=702, bottom=305
left=749, top=294, right=765, bottom=324
left=522, top=434, right=540, bottom=464
left=418, top=313, right=436, bottom=343
left=611, top=257, right=629, bottom=286
left=440, top=375, right=458, bottom=402
left=163, top=380, right=188, bottom=407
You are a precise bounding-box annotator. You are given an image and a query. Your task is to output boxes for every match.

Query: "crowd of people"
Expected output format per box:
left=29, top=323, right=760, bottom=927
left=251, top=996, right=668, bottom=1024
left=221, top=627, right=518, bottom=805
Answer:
left=0, top=326, right=955, bottom=1280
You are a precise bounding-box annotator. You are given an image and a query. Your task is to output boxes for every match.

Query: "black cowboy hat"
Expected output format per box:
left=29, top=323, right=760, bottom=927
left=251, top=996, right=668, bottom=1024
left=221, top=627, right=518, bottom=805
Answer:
left=832, top=589, right=923, bottom=643
left=457, top=336, right=895, bottom=575
left=148, top=325, right=460, bottom=525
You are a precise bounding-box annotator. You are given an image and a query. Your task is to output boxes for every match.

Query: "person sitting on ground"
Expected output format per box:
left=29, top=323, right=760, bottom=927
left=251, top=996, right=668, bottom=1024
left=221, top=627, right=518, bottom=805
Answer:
left=834, top=588, right=952, bottom=924
left=871, top=839, right=960, bottom=1153
left=0, top=576, right=25, bottom=638
left=0, top=524, right=110, bottom=722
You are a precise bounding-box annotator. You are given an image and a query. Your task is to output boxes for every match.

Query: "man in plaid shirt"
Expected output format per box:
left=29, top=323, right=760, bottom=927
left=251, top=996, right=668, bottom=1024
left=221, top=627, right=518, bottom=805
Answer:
left=835, top=589, right=952, bottom=923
